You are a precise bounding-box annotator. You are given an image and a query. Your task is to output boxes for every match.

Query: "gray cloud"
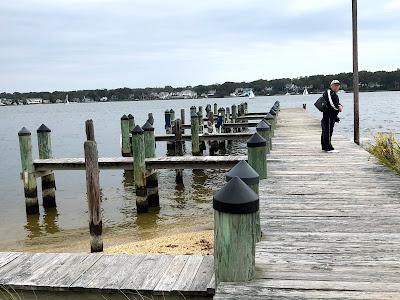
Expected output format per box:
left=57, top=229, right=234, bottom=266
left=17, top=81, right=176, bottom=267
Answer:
left=0, top=0, right=398, bottom=92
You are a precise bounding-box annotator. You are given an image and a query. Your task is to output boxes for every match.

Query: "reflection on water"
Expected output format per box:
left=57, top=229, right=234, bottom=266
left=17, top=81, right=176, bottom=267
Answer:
left=0, top=92, right=398, bottom=251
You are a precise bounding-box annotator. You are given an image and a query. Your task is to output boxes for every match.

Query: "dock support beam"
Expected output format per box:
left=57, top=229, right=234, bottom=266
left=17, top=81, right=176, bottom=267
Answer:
left=214, top=177, right=258, bottom=284
left=132, top=125, right=148, bottom=213
left=37, top=124, right=56, bottom=208
left=143, top=121, right=159, bottom=207
left=18, top=127, right=39, bottom=214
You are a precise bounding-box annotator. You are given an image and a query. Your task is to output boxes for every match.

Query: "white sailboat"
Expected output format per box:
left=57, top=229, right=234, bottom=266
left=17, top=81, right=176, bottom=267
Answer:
left=303, top=88, right=309, bottom=95
left=248, top=90, right=255, bottom=99
left=65, top=94, right=69, bottom=104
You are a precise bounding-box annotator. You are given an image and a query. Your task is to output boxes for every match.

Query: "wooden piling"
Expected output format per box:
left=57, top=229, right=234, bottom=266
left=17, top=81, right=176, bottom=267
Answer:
left=213, top=177, right=258, bottom=284
left=121, top=115, right=131, bottom=157
left=180, top=109, right=185, bottom=134
left=18, top=127, right=39, bottom=214
left=213, top=103, right=218, bottom=115
left=142, top=121, right=159, bottom=207
left=247, top=133, right=267, bottom=179
left=256, top=121, right=271, bottom=154
left=226, top=160, right=261, bottom=242
left=147, top=113, right=154, bottom=125
left=218, top=108, right=226, bottom=152
left=132, top=125, right=148, bottom=212
left=128, top=114, right=135, bottom=132
left=174, top=118, right=184, bottom=184
left=165, top=110, right=174, bottom=156
left=191, top=111, right=200, bottom=156
left=84, top=120, right=103, bottom=253
left=37, top=124, right=56, bottom=208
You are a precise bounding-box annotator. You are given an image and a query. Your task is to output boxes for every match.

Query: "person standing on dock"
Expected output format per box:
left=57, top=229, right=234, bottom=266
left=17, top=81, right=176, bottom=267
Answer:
left=321, top=80, right=343, bottom=153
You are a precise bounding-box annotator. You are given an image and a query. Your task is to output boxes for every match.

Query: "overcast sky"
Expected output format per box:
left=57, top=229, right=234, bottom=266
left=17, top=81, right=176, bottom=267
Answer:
left=1, top=0, right=399, bottom=92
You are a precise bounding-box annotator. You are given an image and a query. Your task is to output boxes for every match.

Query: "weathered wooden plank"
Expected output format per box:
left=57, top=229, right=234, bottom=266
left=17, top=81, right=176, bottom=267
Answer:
left=172, top=255, right=204, bottom=291
left=153, top=255, right=189, bottom=292
left=33, top=155, right=249, bottom=171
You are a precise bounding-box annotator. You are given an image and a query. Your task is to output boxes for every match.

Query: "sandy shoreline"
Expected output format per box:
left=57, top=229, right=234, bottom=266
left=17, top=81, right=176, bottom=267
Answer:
left=105, top=230, right=214, bottom=255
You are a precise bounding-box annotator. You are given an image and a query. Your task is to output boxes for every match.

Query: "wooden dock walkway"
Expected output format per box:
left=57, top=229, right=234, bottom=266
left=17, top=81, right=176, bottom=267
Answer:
left=0, top=252, right=215, bottom=299
left=215, top=108, right=400, bottom=299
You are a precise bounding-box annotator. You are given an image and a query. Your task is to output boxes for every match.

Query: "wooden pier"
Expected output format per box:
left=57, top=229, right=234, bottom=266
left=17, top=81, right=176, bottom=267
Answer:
left=215, top=108, right=400, bottom=299
left=0, top=252, right=215, bottom=299
left=8, top=106, right=400, bottom=299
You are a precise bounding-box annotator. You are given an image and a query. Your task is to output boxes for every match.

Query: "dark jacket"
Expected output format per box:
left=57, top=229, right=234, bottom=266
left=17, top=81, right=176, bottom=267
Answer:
left=322, top=89, right=341, bottom=117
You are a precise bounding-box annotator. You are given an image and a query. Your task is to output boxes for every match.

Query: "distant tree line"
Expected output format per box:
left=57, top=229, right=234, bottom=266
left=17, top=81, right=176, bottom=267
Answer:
left=1, top=69, right=399, bottom=102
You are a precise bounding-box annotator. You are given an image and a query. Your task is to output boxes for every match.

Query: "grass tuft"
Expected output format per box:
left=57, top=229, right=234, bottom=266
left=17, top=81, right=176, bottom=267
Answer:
left=367, top=132, right=400, bottom=174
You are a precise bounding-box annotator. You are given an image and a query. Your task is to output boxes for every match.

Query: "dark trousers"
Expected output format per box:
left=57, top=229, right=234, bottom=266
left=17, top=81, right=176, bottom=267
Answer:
left=321, top=114, right=335, bottom=151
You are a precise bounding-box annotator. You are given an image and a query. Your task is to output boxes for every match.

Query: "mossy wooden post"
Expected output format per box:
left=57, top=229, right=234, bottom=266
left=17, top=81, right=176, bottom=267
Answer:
left=256, top=120, right=272, bottom=154
left=247, top=133, right=267, bottom=179
left=264, top=113, right=275, bottom=137
left=18, top=127, right=39, bottom=214
left=269, top=108, right=277, bottom=136
left=191, top=111, right=200, bottom=156
left=84, top=120, right=103, bottom=253
left=120, top=115, right=131, bottom=157
left=244, top=102, right=248, bottom=114
left=147, top=113, right=154, bottom=125
left=180, top=109, right=185, bottom=134
left=132, top=125, right=148, bottom=213
left=213, top=177, right=258, bottom=284
left=226, top=160, right=261, bottom=242
left=197, top=111, right=206, bottom=152
left=213, top=103, right=218, bottom=115
left=128, top=114, right=135, bottom=132
left=142, top=121, right=159, bottom=207
left=37, top=124, right=56, bottom=208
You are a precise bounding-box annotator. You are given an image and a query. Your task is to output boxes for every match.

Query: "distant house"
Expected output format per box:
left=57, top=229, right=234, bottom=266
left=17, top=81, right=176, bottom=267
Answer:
left=158, top=92, right=170, bottom=100
left=179, top=90, right=197, bottom=99
left=99, top=97, right=108, bottom=102
left=207, top=90, right=217, bottom=97
left=55, top=99, right=63, bottom=103
left=26, top=98, right=43, bottom=104
left=231, top=88, right=253, bottom=97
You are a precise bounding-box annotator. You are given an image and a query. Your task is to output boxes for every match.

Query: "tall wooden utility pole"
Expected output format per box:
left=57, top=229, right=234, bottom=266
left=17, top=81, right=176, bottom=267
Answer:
left=352, top=0, right=360, bottom=144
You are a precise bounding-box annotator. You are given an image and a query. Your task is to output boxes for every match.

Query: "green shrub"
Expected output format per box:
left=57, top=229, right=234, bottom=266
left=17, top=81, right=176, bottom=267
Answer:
left=368, top=133, right=400, bottom=174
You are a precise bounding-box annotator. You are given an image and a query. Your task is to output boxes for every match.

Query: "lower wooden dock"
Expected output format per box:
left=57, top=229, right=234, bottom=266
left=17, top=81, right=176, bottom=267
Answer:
left=215, top=108, right=400, bottom=299
left=0, top=252, right=214, bottom=299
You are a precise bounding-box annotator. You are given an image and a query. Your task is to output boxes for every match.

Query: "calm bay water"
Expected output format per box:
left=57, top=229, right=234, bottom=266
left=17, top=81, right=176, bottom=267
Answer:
left=0, top=91, right=399, bottom=251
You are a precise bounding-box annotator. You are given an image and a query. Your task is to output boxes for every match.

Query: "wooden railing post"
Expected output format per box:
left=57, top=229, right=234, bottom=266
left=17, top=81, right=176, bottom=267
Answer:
left=264, top=113, right=275, bottom=137
left=226, top=160, right=261, bottom=242
left=132, top=125, right=148, bottom=213
left=180, top=109, right=185, bottom=134
left=147, top=113, right=154, bottom=125
left=142, top=121, right=159, bottom=207
left=128, top=114, right=135, bottom=132
left=121, top=115, right=131, bottom=157
left=37, top=124, right=56, bottom=208
left=247, top=133, right=267, bottom=179
left=213, top=176, right=258, bottom=284
left=213, top=103, right=218, bottom=115
left=165, top=110, right=174, bottom=155
left=18, top=127, right=39, bottom=214
left=84, top=119, right=103, bottom=253
left=231, top=104, right=237, bottom=133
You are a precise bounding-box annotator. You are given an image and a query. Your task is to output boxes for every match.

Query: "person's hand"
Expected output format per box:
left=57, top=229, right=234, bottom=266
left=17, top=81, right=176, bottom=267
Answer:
left=338, top=105, right=343, bottom=112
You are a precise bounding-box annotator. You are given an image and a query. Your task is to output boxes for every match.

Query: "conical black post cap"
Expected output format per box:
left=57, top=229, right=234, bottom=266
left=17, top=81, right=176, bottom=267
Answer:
left=256, top=120, right=270, bottom=131
left=165, top=110, right=170, bottom=113
left=121, top=114, right=129, bottom=120
left=264, top=113, right=274, bottom=120
left=170, top=109, right=174, bottom=113
left=18, top=127, right=31, bottom=136
left=132, top=125, right=144, bottom=135
left=213, top=177, right=259, bottom=214
left=247, top=132, right=267, bottom=148
left=37, top=124, right=51, bottom=133
left=226, top=161, right=259, bottom=185
left=142, top=121, right=154, bottom=131
left=128, top=114, right=134, bottom=119
left=261, top=119, right=272, bottom=128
